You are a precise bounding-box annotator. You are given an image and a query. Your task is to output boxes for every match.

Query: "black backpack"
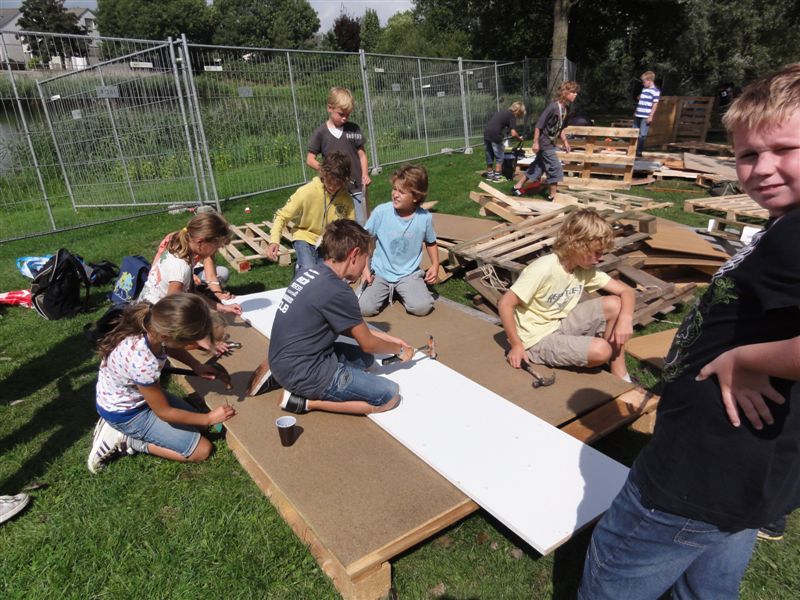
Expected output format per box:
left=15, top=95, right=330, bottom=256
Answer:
left=30, top=248, right=91, bottom=320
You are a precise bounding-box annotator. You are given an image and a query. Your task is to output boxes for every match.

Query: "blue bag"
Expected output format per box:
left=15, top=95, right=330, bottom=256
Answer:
left=16, top=255, right=52, bottom=279
left=109, top=255, right=150, bottom=305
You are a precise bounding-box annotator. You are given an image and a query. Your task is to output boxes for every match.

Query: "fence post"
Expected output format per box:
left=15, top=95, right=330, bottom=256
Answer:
left=168, top=37, right=203, bottom=206
left=35, top=79, right=78, bottom=212
left=286, top=51, right=308, bottom=183
left=97, top=68, right=137, bottom=204
left=458, top=57, right=472, bottom=154
left=359, top=49, right=380, bottom=173
left=181, top=34, right=221, bottom=212
left=494, top=61, right=501, bottom=111
left=1, top=36, right=56, bottom=230
left=417, top=58, right=429, bottom=156
left=177, top=42, right=210, bottom=206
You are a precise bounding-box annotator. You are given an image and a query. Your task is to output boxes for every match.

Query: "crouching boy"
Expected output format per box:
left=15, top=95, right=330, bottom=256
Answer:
left=252, top=220, right=414, bottom=415
left=498, top=208, right=635, bottom=381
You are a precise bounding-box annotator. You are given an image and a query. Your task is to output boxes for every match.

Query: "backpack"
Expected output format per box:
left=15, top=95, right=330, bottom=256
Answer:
left=30, top=248, right=91, bottom=320
left=83, top=305, right=125, bottom=348
left=87, top=260, right=119, bottom=286
left=109, top=255, right=150, bottom=305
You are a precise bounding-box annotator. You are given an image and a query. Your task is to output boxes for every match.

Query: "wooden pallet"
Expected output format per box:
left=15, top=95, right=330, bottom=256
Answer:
left=684, top=194, right=769, bottom=223
left=569, top=190, right=672, bottom=213
left=558, top=126, right=639, bottom=187
left=665, top=141, right=733, bottom=156
left=218, top=220, right=292, bottom=272
left=645, top=96, right=714, bottom=148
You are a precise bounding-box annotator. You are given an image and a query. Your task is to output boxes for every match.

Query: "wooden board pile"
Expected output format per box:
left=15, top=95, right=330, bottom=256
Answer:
left=683, top=194, right=767, bottom=242
left=557, top=125, right=639, bottom=190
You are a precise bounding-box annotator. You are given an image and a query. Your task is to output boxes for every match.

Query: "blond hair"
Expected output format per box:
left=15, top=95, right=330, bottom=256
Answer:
left=168, top=212, right=231, bottom=264
left=641, top=71, right=656, bottom=82
left=391, top=164, right=428, bottom=203
left=319, top=219, right=373, bottom=262
left=552, top=209, right=614, bottom=262
left=98, top=293, right=216, bottom=360
left=557, top=81, right=581, bottom=103
left=723, top=63, right=800, bottom=134
left=327, top=87, right=354, bottom=112
left=509, top=101, right=527, bottom=117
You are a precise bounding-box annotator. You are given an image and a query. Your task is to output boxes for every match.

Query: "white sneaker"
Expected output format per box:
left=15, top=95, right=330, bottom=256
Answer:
left=0, top=493, right=30, bottom=525
left=87, top=418, right=127, bottom=474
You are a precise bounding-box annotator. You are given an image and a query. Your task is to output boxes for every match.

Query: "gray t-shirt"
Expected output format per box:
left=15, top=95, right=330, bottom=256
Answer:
left=308, top=122, right=365, bottom=194
left=483, top=109, right=514, bottom=144
left=268, top=264, right=363, bottom=398
left=535, top=101, right=566, bottom=150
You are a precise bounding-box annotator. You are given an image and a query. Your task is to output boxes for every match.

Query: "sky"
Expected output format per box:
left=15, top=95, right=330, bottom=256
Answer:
left=0, top=1, right=414, bottom=32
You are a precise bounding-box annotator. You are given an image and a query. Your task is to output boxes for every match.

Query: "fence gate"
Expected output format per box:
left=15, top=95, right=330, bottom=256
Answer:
left=35, top=40, right=207, bottom=215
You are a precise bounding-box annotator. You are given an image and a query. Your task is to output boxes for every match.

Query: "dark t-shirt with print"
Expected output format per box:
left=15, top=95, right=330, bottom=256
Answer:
left=632, top=207, right=800, bottom=530
left=535, top=101, right=567, bottom=150
left=484, top=109, right=515, bottom=144
left=268, top=264, right=362, bottom=398
left=308, top=122, right=365, bottom=194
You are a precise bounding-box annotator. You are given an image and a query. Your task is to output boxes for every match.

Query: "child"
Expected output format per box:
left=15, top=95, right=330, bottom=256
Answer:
left=578, top=64, right=800, bottom=599
left=632, top=70, right=660, bottom=157
left=359, top=164, right=438, bottom=317
left=87, top=293, right=236, bottom=473
left=139, top=211, right=242, bottom=319
left=307, top=87, right=371, bottom=225
left=252, top=220, right=413, bottom=415
left=483, top=101, right=526, bottom=182
left=267, top=152, right=354, bottom=272
left=498, top=208, right=635, bottom=381
left=512, top=81, right=580, bottom=200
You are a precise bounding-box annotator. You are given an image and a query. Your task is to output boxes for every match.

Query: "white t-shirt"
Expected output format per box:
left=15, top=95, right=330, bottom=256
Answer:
left=96, top=335, right=166, bottom=419
left=139, top=250, right=192, bottom=304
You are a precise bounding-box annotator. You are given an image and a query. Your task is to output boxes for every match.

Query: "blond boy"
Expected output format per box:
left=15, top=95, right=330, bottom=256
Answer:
left=579, top=64, right=800, bottom=600
left=483, top=101, right=526, bottom=182
left=498, top=208, right=635, bottom=380
left=633, top=70, right=660, bottom=156
left=307, top=87, right=371, bottom=225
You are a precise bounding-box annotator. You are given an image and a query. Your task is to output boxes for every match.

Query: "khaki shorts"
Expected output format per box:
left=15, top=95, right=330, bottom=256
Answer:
left=526, top=297, right=606, bottom=367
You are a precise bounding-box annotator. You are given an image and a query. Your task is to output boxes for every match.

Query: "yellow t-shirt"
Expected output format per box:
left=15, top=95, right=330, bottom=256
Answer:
left=270, top=177, right=355, bottom=245
left=510, top=253, right=610, bottom=348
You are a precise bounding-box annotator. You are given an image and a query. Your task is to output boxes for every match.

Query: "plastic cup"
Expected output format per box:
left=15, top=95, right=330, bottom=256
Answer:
left=276, top=416, right=297, bottom=447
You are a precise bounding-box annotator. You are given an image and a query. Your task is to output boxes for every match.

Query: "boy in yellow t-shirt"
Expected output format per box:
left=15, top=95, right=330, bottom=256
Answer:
left=498, top=208, right=635, bottom=381
left=268, top=152, right=355, bottom=273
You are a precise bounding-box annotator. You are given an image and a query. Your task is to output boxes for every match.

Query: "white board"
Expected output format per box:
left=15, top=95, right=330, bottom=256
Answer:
left=233, top=289, right=629, bottom=554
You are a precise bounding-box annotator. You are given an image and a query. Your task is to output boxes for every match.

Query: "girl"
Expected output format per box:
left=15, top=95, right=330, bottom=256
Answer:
left=139, top=212, right=243, bottom=318
left=87, top=294, right=236, bottom=473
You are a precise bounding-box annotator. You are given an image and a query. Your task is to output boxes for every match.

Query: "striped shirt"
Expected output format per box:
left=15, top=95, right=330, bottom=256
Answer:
left=634, top=86, right=661, bottom=118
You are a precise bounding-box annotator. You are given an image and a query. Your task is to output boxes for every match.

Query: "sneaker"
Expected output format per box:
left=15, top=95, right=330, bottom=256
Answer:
left=546, top=195, right=555, bottom=202
left=280, top=390, right=308, bottom=415
left=492, top=173, right=507, bottom=182
left=0, top=493, right=30, bottom=525
left=511, top=188, right=524, bottom=197
left=483, top=170, right=494, bottom=179
left=87, top=418, right=127, bottom=474
left=757, top=515, right=787, bottom=541
left=247, top=359, right=282, bottom=396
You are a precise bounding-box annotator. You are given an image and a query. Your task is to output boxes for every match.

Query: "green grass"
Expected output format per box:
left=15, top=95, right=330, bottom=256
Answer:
left=1, top=152, right=798, bottom=599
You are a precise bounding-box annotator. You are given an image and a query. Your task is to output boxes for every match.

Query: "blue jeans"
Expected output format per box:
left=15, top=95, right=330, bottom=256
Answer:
left=633, top=116, right=650, bottom=155
left=320, top=343, right=399, bottom=407
left=578, top=474, right=757, bottom=600
left=293, top=240, right=321, bottom=274
left=109, top=392, right=202, bottom=458
left=351, top=190, right=367, bottom=226
left=484, top=139, right=504, bottom=167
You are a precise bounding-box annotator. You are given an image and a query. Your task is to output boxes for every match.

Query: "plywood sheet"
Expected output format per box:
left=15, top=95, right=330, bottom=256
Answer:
left=431, top=212, right=501, bottom=242
left=645, top=218, right=731, bottom=260
left=626, top=328, right=677, bottom=369
left=234, top=290, right=629, bottom=555
left=682, top=153, right=738, bottom=180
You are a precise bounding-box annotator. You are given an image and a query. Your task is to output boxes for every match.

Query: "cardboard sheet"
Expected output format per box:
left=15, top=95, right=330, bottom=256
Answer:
left=645, top=218, right=731, bottom=260
left=626, top=328, right=677, bottom=369
left=683, top=153, right=738, bottom=180
left=235, top=289, right=629, bottom=554
left=431, top=212, right=501, bottom=242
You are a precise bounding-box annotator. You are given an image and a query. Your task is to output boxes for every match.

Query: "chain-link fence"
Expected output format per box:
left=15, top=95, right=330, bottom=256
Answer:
left=1, top=29, right=571, bottom=242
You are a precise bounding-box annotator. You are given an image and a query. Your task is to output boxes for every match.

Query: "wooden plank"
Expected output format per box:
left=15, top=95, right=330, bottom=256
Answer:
left=562, top=125, right=639, bottom=138
left=626, top=329, right=677, bottom=369
left=561, top=391, right=659, bottom=445
left=469, top=191, right=527, bottom=223
left=478, top=181, right=561, bottom=213
left=682, top=153, right=738, bottom=180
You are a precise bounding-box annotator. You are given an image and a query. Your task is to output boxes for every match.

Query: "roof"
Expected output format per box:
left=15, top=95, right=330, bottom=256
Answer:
left=0, top=9, right=21, bottom=30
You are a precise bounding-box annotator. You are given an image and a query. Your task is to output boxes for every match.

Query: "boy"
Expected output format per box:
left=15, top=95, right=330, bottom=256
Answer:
left=578, top=64, right=800, bottom=599
left=307, top=87, right=371, bottom=225
left=632, top=70, right=660, bottom=157
left=255, top=220, right=414, bottom=415
left=483, top=101, right=526, bottom=182
left=267, top=152, right=354, bottom=273
left=498, top=208, right=635, bottom=382
left=359, top=165, right=439, bottom=317
left=512, top=81, right=579, bottom=200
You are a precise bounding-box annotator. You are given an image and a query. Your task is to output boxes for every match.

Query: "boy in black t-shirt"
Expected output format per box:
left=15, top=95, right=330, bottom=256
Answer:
left=249, top=220, right=414, bottom=415
left=579, top=64, right=800, bottom=600
left=483, top=101, right=526, bottom=182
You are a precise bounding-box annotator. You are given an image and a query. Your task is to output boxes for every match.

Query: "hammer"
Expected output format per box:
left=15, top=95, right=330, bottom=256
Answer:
left=521, top=361, right=555, bottom=388
left=381, top=334, right=437, bottom=365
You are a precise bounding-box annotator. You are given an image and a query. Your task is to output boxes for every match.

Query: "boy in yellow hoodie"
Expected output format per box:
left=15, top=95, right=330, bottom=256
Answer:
left=268, top=152, right=355, bottom=272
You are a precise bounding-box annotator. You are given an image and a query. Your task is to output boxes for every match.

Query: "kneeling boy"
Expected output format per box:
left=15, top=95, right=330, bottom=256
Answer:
left=257, top=220, right=414, bottom=415
left=498, top=208, right=635, bottom=381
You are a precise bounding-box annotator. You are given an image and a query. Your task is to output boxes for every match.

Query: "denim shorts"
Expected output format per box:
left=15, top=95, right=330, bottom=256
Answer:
left=109, top=392, right=201, bottom=458
left=320, top=342, right=400, bottom=407
left=484, top=139, right=504, bottom=165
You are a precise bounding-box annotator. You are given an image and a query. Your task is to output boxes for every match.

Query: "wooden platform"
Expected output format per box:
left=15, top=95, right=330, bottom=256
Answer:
left=218, top=220, right=292, bottom=273
left=684, top=194, right=769, bottom=223
left=558, top=125, right=639, bottom=188
left=181, top=296, right=652, bottom=599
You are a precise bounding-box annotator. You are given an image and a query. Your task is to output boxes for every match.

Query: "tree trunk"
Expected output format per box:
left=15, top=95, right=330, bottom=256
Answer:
left=548, top=0, right=577, bottom=96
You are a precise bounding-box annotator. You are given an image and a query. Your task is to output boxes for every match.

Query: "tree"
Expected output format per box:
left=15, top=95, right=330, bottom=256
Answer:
left=212, top=0, right=319, bottom=48
left=18, top=0, right=88, bottom=62
left=97, top=0, right=215, bottom=43
left=548, top=0, right=579, bottom=91
left=359, top=8, right=381, bottom=52
left=375, top=11, right=434, bottom=57
left=332, top=13, right=360, bottom=52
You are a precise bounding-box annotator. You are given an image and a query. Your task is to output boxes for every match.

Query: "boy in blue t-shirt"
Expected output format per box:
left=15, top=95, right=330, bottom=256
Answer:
left=359, top=165, right=439, bottom=317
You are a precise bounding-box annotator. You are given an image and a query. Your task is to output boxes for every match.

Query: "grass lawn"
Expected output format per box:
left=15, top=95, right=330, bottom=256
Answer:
left=1, top=151, right=798, bottom=599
